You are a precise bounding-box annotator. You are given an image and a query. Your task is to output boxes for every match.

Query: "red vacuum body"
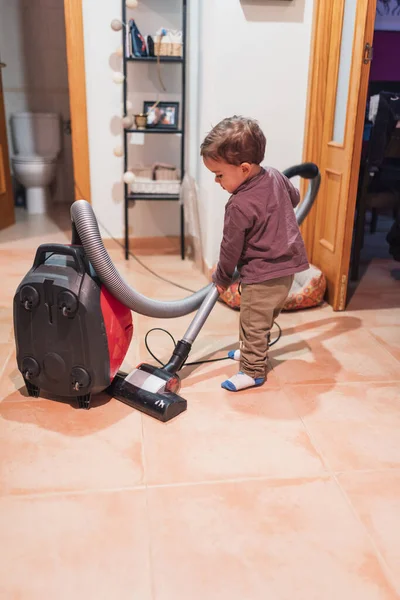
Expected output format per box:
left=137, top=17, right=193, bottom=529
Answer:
left=13, top=243, right=133, bottom=408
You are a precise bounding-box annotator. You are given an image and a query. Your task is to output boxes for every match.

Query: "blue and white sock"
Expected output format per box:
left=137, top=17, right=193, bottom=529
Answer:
left=221, top=371, right=265, bottom=392
left=228, top=349, right=241, bottom=361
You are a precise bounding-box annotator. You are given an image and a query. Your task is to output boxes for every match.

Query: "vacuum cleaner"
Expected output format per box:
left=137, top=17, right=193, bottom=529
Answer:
left=13, top=163, right=320, bottom=422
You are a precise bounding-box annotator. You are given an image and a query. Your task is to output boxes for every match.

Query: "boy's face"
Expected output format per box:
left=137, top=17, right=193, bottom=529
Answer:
left=203, top=157, right=251, bottom=194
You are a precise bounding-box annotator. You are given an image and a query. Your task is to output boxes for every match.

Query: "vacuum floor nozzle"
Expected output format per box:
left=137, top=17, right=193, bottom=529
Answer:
left=107, top=371, right=187, bottom=422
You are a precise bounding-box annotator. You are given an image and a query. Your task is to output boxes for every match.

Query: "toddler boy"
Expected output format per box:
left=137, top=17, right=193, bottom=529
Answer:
left=201, top=116, right=309, bottom=391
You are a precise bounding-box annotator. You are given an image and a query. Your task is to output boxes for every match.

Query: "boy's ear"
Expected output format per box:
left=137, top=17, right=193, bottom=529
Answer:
left=240, top=162, right=251, bottom=175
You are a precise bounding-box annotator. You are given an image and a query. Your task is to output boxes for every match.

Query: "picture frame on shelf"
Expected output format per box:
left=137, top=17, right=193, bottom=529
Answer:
left=143, top=101, right=179, bottom=130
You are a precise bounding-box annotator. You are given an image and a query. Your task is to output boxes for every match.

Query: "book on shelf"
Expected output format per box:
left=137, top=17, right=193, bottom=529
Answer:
left=125, top=20, right=132, bottom=58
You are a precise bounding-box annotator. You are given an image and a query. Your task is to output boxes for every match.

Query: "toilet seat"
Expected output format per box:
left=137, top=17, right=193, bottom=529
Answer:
left=12, top=154, right=56, bottom=165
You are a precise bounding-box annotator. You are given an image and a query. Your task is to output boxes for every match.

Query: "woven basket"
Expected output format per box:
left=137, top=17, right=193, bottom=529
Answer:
left=154, top=37, right=182, bottom=57
left=130, top=163, right=179, bottom=181
left=154, top=164, right=180, bottom=181
left=154, top=38, right=171, bottom=56
left=131, top=165, right=153, bottom=179
left=171, top=42, right=182, bottom=57
left=131, top=178, right=181, bottom=195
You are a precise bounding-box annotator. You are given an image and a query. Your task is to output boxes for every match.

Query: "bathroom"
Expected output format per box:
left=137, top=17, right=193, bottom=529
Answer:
left=0, top=0, right=73, bottom=219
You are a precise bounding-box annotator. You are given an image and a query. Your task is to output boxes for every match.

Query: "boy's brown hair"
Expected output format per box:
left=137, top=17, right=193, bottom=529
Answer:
left=200, top=116, right=266, bottom=166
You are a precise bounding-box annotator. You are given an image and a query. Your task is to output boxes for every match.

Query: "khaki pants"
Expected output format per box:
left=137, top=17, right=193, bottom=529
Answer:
left=239, top=275, right=294, bottom=379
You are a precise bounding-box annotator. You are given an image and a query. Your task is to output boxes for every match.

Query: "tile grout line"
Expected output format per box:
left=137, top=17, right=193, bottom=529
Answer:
left=140, top=413, right=157, bottom=600
left=2, top=378, right=400, bottom=406
left=3, top=380, right=400, bottom=406
left=0, top=345, right=14, bottom=382
left=290, top=379, right=400, bottom=387
left=331, top=471, right=400, bottom=595
left=283, top=387, right=400, bottom=594
left=280, top=386, right=335, bottom=475
left=364, top=327, right=400, bottom=365
left=333, top=467, right=400, bottom=475
left=0, top=474, right=331, bottom=501
left=278, top=378, right=400, bottom=388
left=3, top=468, right=400, bottom=500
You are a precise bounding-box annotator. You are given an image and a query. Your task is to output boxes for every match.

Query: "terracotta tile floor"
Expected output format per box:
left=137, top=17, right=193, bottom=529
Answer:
left=1, top=209, right=400, bottom=599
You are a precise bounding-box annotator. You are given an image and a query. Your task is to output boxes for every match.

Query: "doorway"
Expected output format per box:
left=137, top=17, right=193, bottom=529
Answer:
left=349, top=2, right=400, bottom=290
left=0, top=0, right=74, bottom=226
left=301, top=0, right=378, bottom=310
left=0, top=0, right=90, bottom=233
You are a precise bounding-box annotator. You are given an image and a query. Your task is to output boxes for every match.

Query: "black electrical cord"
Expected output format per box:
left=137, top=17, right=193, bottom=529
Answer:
left=96, top=217, right=198, bottom=294
left=144, top=321, right=282, bottom=369
left=144, top=327, right=231, bottom=368
left=74, top=182, right=197, bottom=294
left=270, top=321, right=282, bottom=347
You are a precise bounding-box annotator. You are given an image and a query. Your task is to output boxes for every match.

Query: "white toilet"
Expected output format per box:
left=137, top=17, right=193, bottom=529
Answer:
left=11, top=112, right=61, bottom=215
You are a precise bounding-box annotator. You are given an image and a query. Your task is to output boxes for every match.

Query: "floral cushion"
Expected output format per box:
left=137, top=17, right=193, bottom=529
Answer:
left=212, top=265, right=326, bottom=311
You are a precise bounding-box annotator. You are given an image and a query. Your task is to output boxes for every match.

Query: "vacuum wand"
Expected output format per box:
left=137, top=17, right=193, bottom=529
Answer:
left=163, top=284, right=221, bottom=374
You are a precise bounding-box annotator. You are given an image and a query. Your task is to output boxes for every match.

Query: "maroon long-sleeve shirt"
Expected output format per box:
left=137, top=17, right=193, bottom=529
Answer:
left=212, top=167, right=309, bottom=287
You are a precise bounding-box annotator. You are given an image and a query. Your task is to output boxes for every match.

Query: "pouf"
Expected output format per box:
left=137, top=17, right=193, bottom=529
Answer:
left=212, top=264, right=326, bottom=311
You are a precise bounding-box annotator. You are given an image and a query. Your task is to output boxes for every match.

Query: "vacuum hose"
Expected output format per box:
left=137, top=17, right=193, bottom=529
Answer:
left=70, top=163, right=320, bottom=319
left=70, top=199, right=210, bottom=318
left=283, top=162, right=321, bottom=226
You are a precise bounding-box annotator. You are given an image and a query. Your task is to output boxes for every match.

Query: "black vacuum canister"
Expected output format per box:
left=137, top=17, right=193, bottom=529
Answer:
left=13, top=243, right=132, bottom=408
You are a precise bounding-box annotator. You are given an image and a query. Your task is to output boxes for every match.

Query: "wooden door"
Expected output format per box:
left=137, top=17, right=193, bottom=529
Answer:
left=0, top=61, right=14, bottom=230
left=64, top=0, right=91, bottom=203
left=302, top=0, right=376, bottom=310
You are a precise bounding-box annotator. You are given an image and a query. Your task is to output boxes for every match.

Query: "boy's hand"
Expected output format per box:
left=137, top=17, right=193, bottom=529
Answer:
left=216, top=284, right=226, bottom=295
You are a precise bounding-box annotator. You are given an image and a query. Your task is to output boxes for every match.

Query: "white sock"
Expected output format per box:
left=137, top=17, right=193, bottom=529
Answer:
left=221, top=371, right=265, bottom=392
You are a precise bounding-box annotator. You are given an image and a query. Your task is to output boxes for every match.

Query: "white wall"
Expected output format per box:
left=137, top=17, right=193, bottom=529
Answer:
left=194, top=0, right=314, bottom=267
left=0, top=0, right=74, bottom=205
left=82, top=0, right=313, bottom=257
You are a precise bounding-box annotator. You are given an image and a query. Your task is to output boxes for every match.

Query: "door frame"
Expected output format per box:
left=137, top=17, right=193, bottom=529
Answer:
left=301, top=0, right=376, bottom=308
left=64, top=0, right=91, bottom=203
left=300, top=0, right=332, bottom=255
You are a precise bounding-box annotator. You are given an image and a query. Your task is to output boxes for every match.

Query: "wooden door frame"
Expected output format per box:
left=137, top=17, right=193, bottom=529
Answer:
left=0, top=67, right=15, bottom=229
left=301, top=0, right=376, bottom=280
left=64, top=0, right=91, bottom=203
left=300, top=0, right=332, bottom=255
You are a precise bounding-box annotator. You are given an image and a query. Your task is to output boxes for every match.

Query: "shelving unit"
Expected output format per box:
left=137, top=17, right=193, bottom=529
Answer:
left=127, top=56, right=183, bottom=63
left=121, top=0, right=187, bottom=260
left=127, top=129, right=183, bottom=135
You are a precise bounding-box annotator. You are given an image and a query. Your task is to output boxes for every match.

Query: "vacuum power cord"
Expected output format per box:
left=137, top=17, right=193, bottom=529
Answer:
left=96, top=216, right=197, bottom=294
left=144, top=322, right=282, bottom=369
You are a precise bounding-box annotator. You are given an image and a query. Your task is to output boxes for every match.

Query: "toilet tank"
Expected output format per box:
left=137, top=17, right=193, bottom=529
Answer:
left=11, top=112, right=61, bottom=157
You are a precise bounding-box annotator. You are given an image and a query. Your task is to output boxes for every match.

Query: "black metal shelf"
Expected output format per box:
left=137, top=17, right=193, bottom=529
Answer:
left=122, top=0, right=187, bottom=260
left=128, top=193, right=180, bottom=201
left=127, top=55, right=183, bottom=63
left=127, top=129, right=183, bottom=135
